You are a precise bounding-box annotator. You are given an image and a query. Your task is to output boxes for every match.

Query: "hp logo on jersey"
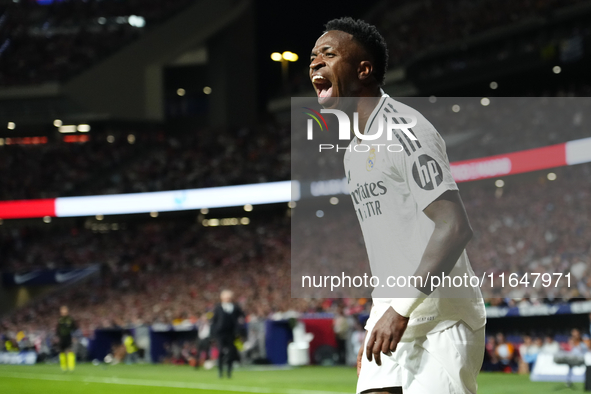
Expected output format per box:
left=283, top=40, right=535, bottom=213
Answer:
left=412, top=154, right=443, bottom=190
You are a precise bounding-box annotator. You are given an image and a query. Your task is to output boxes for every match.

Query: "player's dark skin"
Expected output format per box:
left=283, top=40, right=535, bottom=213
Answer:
left=310, top=30, right=382, bottom=133
left=310, top=30, right=474, bottom=394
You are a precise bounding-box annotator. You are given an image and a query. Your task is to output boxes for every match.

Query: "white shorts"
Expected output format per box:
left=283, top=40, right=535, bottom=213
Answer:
left=357, top=321, right=485, bottom=394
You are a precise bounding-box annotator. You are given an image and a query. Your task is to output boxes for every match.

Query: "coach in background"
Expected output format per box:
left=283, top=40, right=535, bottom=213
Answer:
left=211, top=290, right=245, bottom=378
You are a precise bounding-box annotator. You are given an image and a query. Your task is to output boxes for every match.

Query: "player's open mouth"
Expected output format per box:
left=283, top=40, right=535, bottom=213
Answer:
left=312, top=75, right=333, bottom=105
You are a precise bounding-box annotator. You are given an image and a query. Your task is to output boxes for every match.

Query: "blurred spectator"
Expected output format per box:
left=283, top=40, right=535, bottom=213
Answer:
left=495, top=332, right=517, bottom=372
left=3, top=336, right=18, bottom=352
left=350, top=319, right=365, bottom=366
left=540, top=334, right=561, bottom=355
left=583, top=334, right=591, bottom=351
left=242, top=307, right=267, bottom=364
left=482, top=335, right=500, bottom=371
left=123, top=330, right=139, bottom=364
left=333, top=305, right=349, bottom=365
left=196, top=313, right=212, bottom=366
left=181, top=341, right=198, bottom=367
left=567, top=328, right=588, bottom=354
left=518, top=335, right=540, bottom=373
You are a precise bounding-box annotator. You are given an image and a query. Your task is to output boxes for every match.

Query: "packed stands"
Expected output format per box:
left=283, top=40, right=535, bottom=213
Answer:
left=1, top=161, right=590, bottom=333
left=367, top=0, right=590, bottom=67
left=2, top=94, right=591, bottom=200
left=0, top=217, right=295, bottom=334
left=0, top=122, right=290, bottom=200
left=1, top=1, right=590, bottom=375
left=0, top=0, right=193, bottom=86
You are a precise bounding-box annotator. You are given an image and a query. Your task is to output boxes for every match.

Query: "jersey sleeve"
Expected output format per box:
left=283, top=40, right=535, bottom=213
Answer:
left=386, top=110, right=458, bottom=212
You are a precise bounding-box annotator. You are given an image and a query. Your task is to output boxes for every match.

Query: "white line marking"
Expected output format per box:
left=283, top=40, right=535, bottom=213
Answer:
left=0, top=371, right=350, bottom=394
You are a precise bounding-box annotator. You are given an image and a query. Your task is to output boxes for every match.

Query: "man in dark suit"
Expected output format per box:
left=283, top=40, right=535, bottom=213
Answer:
left=211, top=289, right=244, bottom=378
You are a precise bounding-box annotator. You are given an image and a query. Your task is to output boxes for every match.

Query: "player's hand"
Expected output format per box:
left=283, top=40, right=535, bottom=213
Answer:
left=366, top=307, right=409, bottom=366
left=357, top=337, right=365, bottom=377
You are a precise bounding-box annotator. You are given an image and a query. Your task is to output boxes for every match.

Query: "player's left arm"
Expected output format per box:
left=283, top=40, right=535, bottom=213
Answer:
left=367, top=110, right=472, bottom=365
left=366, top=192, right=473, bottom=365
left=414, top=189, right=473, bottom=289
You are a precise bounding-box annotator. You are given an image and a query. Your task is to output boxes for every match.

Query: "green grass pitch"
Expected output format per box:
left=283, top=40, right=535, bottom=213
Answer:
left=0, top=363, right=582, bottom=393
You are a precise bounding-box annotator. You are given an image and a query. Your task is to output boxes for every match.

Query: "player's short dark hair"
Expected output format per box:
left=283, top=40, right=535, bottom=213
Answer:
left=324, top=17, right=389, bottom=86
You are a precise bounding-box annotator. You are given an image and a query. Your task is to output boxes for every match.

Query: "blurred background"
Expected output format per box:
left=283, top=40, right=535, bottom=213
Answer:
left=0, top=0, right=590, bottom=392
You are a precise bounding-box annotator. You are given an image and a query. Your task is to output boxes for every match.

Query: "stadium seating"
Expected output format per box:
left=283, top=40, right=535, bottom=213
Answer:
left=1, top=0, right=590, bottom=376
left=2, top=92, right=591, bottom=200
left=0, top=0, right=193, bottom=86
left=0, top=122, right=290, bottom=200
left=1, top=162, right=590, bottom=341
left=367, top=0, right=589, bottom=67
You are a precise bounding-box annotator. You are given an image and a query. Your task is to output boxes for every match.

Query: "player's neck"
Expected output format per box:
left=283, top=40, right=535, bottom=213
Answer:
left=355, top=89, right=382, bottom=136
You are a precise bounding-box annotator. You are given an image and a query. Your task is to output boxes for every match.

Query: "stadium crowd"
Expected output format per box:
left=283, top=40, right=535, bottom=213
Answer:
left=1, top=0, right=591, bottom=383
left=367, top=0, right=589, bottom=67
left=481, top=328, right=591, bottom=373
left=1, top=0, right=589, bottom=88
left=0, top=128, right=159, bottom=200
left=2, top=162, right=591, bottom=325
left=2, top=95, right=590, bottom=201
left=1, top=156, right=591, bottom=373
left=464, top=163, right=591, bottom=302
left=1, top=218, right=292, bottom=329
left=0, top=0, right=193, bottom=86
left=0, top=122, right=290, bottom=200
left=1, top=3, right=590, bottom=369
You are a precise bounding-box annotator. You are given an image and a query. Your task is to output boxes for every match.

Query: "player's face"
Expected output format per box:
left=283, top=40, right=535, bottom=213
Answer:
left=60, top=306, right=68, bottom=316
left=309, top=30, right=364, bottom=107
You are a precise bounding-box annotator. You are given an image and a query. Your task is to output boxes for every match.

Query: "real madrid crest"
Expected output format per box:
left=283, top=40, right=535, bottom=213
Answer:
left=366, top=148, right=376, bottom=171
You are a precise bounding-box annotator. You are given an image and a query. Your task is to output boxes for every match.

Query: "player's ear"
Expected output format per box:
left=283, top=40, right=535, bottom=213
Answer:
left=358, top=61, right=373, bottom=81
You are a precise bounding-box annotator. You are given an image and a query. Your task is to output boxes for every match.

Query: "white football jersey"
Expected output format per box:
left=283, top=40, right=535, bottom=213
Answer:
left=343, top=94, right=486, bottom=340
